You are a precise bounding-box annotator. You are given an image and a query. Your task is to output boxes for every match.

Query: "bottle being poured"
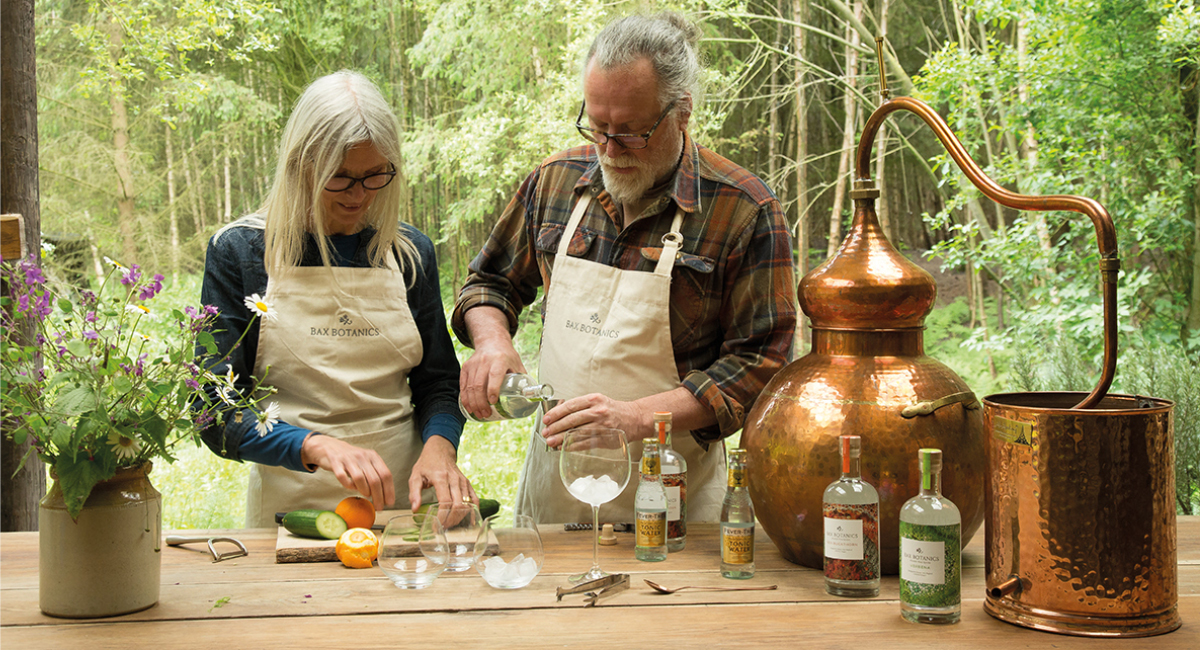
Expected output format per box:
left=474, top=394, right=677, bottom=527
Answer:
left=460, top=372, right=555, bottom=422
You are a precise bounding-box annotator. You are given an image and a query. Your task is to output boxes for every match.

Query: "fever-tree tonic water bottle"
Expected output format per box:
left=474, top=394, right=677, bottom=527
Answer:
left=823, top=434, right=881, bottom=597
left=899, top=448, right=961, bottom=624
left=459, top=373, right=554, bottom=422
left=720, top=448, right=755, bottom=579
left=634, top=440, right=668, bottom=562
left=654, top=411, right=687, bottom=552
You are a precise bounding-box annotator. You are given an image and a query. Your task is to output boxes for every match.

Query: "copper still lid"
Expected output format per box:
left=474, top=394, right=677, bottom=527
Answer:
left=800, top=179, right=936, bottom=332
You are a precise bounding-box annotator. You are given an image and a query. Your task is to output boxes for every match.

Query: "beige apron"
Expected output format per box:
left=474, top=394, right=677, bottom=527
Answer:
left=245, top=249, right=429, bottom=527
left=515, top=195, right=726, bottom=524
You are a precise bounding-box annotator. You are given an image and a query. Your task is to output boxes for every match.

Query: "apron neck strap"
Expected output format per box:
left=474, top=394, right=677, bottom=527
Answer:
left=560, top=194, right=686, bottom=276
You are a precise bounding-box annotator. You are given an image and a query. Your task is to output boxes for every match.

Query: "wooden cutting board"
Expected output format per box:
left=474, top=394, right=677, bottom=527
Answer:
left=275, top=509, right=405, bottom=563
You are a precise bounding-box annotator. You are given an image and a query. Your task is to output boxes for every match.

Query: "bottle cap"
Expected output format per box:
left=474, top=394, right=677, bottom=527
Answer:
left=919, top=448, right=943, bottom=473
left=653, top=411, right=672, bottom=423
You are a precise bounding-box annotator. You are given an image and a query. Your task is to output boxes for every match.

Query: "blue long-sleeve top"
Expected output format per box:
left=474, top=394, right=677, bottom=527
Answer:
left=194, top=219, right=465, bottom=472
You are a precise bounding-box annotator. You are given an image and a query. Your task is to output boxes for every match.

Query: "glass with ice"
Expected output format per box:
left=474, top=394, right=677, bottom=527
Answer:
left=558, top=428, right=631, bottom=583
left=474, top=513, right=544, bottom=589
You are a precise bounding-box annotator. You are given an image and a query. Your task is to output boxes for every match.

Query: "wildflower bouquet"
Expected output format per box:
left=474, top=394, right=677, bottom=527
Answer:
left=0, top=253, right=274, bottom=519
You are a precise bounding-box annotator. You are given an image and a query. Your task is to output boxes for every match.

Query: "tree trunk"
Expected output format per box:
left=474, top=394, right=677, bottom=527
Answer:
left=183, top=140, right=203, bottom=236
left=106, top=18, right=138, bottom=263
left=793, top=0, right=811, bottom=351
left=1187, top=83, right=1200, bottom=336
left=165, top=122, right=180, bottom=284
left=828, top=0, right=863, bottom=259
left=223, top=131, right=233, bottom=223
left=873, top=0, right=892, bottom=243
left=1, top=0, right=47, bottom=532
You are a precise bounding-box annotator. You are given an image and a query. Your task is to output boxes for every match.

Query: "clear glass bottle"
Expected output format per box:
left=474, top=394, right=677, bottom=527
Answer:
left=899, top=448, right=961, bottom=624
left=654, top=411, right=687, bottom=552
left=720, top=448, right=755, bottom=579
left=822, top=434, right=880, bottom=597
left=634, top=440, right=668, bottom=562
left=459, top=373, right=554, bottom=422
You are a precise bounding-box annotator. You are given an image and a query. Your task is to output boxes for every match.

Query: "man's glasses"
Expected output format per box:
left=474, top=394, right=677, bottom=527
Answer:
left=323, top=165, right=397, bottom=192
left=575, top=100, right=676, bottom=150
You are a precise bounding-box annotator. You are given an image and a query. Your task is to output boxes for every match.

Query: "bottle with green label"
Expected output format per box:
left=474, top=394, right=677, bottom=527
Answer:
left=899, top=448, right=961, bottom=624
left=720, top=448, right=755, bottom=579
left=634, top=440, right=668, bottom=562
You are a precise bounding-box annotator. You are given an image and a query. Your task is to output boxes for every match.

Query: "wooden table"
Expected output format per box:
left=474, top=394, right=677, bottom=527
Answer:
left=3, top=518, right=1197, bottom=648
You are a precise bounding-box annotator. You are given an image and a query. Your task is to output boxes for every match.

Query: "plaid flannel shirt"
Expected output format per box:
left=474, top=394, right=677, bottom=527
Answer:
left=452, top=133, right=797, bottom=445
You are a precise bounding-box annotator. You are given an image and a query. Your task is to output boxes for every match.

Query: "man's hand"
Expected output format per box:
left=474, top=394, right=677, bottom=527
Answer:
left=461, top=306, right=527, bottom=420
left=540, top=393, right=650, bottom=448
left=407, top=436, right=476, bottom=510
left=301, top=434, right=395, bottom=508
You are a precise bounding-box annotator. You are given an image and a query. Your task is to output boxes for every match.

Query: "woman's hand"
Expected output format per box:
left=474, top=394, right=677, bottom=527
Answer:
left=408, top=436, right=476, bottom=510
left=300, top=434, right=395, bottom=508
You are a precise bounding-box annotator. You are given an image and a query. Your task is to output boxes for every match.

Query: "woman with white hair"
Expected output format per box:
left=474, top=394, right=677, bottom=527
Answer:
left=198, top=70, right=472, bottom=527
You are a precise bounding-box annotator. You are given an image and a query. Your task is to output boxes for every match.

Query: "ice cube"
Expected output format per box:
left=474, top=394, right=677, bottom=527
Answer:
left=516, top=557, right=538, bottom=579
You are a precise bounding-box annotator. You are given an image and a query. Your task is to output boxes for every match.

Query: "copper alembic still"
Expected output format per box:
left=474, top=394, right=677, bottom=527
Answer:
left=741, top=39, right=1179, bottom=637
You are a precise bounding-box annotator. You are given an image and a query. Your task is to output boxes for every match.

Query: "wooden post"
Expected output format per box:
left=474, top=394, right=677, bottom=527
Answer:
left=1, top=0, right=47, bottom=532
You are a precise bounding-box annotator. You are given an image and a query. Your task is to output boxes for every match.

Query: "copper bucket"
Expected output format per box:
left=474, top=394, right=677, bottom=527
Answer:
left=983, top=392, right=1179, bottom=636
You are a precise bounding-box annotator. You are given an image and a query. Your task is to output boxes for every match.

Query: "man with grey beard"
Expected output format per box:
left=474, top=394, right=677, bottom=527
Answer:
left=453, top=12, right=797, bottom=524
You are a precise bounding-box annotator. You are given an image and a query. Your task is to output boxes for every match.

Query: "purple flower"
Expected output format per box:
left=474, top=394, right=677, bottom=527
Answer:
left=185, top=378, right=200, bottom=390
left=85, top=311, right=98, bottom=323
left=79, top=290, right=97, bottom=306
left=138, top=273, right=164, bottom=300
left=20, top=260, right=46, bottom=287
left=83, top=330, right=99, bottom=340
left=35, top=334, right=46, bottom=346
left=16, top=294, right=30, bottom=313
left=33, top=293, right=51, bottom=319
left=204, top=305, right=219, bottom=316
left=195, top=409, right=215, bottom=428
left=120, top=264, right=142, bottom=286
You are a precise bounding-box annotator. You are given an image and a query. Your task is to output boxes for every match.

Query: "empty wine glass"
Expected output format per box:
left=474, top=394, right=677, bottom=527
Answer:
left=558, top=428, right=631, bottom=583
left=474, top=513, right=544, bottom=589
left=424, top=501, right=486, bottom=572
left=378, top=514, right=448, bottom=589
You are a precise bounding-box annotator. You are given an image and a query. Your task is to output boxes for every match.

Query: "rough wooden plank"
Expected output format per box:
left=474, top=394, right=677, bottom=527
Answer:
left=3, top=597, right=1197, bottom=649
left=0, top=214, right=24, bottom=260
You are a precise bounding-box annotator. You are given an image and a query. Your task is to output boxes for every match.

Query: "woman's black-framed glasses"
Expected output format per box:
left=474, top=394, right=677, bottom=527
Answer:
left=575, top=100, right=676, bottom=150
left=323, top=165, right=397, bottom=192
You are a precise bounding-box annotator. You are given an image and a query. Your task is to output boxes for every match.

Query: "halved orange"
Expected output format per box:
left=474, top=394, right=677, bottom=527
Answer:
left=335, top=496, right=376, bottom=530
left=336, top=528, right=379, bottom=569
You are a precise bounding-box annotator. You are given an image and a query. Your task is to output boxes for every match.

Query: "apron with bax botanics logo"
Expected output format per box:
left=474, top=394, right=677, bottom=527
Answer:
left=514, top=194, right=726, bottom=524
left=245, top=249, right=431, bottom=528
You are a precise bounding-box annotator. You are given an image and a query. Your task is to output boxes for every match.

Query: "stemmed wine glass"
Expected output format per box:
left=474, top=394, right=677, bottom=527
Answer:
left=558, top=428, right=631, bottom=583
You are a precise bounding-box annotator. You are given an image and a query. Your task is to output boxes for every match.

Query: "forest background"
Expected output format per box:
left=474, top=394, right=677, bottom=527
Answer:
left=16, top=0, right=1200, bottom=526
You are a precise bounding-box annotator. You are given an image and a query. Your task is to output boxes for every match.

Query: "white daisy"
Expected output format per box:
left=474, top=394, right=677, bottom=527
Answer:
left=255, top=401, right=281, bottom=437
left=107, top=431, right=141, bottom=461
left=104, top=256, right=125, bottom=269
left=223, top=367, right=239, bottom=386
left=125, top=304, right=151, bottom=315
left=216, top=385, right=238, bottom=407
left=41, top=241, right=57, bottom=254
left=243, top=293, right=277, bottom=321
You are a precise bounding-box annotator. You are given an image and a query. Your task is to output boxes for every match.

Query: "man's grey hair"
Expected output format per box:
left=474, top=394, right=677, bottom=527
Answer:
left=585, top=12, right=702, bottom=112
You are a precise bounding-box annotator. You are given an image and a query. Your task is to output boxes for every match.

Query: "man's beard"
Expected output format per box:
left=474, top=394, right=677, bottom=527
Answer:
left=597, top=126, right=683, bottom=206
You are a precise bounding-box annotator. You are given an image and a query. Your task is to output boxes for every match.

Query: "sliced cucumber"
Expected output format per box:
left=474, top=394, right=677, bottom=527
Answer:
left=281, top=509, right=348, bottom=539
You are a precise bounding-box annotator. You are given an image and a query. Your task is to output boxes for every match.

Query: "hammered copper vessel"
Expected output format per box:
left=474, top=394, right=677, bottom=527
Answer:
left=740, top=177, right=986, bottom=574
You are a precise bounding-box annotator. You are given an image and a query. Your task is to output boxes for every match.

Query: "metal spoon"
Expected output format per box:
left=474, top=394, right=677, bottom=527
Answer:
left=643, top=579, right=778, bottom=595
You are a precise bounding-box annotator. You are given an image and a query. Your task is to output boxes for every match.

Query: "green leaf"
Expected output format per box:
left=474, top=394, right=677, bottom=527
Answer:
left=58, top=298, right=74, bottom=313
left=67, top=340, right=90, bottom=358
left=197, top=331, right=217, bottom=354
left=113, top=376, right=134, bottom=393
left=55, top=385, right=97, bottom=416
left=53, top=454, right=116, bottom=520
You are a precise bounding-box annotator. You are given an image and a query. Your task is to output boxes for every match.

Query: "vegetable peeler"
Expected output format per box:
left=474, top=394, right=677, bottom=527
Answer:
left=165, top=535, right=249, bottom=562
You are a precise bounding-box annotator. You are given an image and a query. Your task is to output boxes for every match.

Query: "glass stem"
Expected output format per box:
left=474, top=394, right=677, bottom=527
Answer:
left=591, top=505, right=601, bottom=572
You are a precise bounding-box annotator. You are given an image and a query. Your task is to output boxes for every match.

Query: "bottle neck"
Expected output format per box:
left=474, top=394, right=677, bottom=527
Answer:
left=841, top=455, right=861, bottom=480
left=520, top=383, right=554, bottom=400
left=921, top=469, right=942, bottom=496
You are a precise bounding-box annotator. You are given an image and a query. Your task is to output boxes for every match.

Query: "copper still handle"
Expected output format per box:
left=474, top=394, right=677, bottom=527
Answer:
left=901, top=391, right=980, bottom=419
left=854, top=91, right=1118, bottom=410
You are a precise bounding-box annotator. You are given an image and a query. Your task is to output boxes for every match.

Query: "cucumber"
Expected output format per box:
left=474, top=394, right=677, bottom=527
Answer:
left=479, top=498, right=500, bottom=519
left=281, top=509, right=348, bottom=539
